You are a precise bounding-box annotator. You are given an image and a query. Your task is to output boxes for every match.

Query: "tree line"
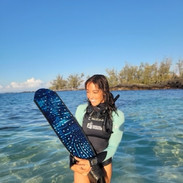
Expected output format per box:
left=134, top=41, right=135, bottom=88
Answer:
left=50, top=58, right=183, bottom=90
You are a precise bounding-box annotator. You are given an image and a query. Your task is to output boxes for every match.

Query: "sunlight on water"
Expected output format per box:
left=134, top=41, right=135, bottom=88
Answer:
left=0, top=90, right=183, bottom=183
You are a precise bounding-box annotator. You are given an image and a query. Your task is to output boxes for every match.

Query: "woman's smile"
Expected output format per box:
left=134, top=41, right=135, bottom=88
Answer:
left=86, top=82, right=104, bottom=106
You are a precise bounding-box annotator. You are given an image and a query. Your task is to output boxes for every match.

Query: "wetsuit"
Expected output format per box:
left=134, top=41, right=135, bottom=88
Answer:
left=75, top=103, right=124, bottom=163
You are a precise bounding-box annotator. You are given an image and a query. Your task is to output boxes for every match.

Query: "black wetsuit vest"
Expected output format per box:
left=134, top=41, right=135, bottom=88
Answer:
left=82, top=103, right=113, bottom=153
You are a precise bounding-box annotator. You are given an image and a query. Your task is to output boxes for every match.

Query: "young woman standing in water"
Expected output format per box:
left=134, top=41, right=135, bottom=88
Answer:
left=70, top=74, right=125, bottom=183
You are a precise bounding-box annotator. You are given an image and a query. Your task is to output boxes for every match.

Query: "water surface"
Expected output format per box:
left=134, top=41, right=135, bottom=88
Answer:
left=0, top=89, right=183, bottom=183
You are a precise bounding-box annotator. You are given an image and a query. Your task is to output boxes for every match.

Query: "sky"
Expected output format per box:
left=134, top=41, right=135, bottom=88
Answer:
left=0, top=0, right=183, bottom=93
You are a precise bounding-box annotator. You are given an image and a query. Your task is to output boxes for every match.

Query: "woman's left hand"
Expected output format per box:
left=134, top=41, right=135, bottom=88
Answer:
left=70, top=157, right=91, bottom=175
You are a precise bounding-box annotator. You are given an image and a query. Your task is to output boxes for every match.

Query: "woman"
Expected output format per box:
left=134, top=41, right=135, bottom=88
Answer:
left=70, top=74, right=124, bottom=183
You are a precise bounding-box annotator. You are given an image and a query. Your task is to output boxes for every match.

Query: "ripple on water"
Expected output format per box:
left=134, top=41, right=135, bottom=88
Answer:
left=1, top=90, right=183, bottom=183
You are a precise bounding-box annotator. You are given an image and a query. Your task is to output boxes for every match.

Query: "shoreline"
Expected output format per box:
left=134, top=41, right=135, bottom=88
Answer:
left=0, top=82, right=182, bottom=94
left=110, top=84, right=183, bottom=91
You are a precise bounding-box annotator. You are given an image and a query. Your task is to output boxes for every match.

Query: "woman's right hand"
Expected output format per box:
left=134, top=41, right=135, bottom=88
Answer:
left=70, top=157, right=91, bottom=176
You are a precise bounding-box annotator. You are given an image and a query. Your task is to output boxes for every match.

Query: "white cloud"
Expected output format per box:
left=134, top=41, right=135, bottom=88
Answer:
left=0, top=78, right=50, bottom=93
left=9, top=78, right=42, bottom=89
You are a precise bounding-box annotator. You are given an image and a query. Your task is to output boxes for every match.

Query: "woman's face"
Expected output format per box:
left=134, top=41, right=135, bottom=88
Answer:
left=86, top=82, right=105, bottom=106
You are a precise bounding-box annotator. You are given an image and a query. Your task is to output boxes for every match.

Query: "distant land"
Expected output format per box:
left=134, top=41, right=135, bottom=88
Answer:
left=1, top=78, right=182, bottom=94
left=53, top=80, right=183, bottom=92
left=111, top=79, right=183, bottom=91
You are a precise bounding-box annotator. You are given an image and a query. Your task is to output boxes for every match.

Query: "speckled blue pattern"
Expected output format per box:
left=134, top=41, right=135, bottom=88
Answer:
left=34, top=88, right=96, bottom=159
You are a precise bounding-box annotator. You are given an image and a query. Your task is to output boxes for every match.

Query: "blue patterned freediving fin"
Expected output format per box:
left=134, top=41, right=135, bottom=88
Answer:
left=34, top=88, right=96, bottom=159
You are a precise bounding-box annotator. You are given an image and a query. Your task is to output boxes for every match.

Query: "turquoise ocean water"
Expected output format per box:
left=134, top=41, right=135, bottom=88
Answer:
left=0, top=89, right=183, bottom=183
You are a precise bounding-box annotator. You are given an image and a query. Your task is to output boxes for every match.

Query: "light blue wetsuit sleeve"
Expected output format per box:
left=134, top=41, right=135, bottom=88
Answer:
left=104, top=109, right=125, bottom=161
left=75, top=103, right=87, bottom=126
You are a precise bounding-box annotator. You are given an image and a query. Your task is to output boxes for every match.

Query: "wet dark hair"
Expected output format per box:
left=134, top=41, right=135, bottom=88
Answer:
left=85, top=74, right=117, bottom=115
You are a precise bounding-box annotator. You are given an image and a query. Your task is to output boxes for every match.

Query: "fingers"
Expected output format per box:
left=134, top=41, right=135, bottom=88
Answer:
left=74, top=156, right=82, bottom=162
left=71, top=157, right=91, bottom=175
left=74, top=157, right=90, bottom=166
left=71, top=164, right=91, bottom=175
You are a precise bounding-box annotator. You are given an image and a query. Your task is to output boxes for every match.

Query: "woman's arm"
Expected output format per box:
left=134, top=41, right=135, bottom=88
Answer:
left=104, top=110, right=125, bottom=161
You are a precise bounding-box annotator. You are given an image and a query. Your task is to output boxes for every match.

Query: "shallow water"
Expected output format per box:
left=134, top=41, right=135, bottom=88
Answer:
left=0, top=89, right=183, bottom=183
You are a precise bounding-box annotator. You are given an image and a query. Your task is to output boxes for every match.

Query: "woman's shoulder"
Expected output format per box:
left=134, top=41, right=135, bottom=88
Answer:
left=76, top=103, right=88, bottom=113
left=75, top=103, right=88, bottom=125
left=112, top=109, right=125, bottom=123
left=112, top=108, right=124, bottom=117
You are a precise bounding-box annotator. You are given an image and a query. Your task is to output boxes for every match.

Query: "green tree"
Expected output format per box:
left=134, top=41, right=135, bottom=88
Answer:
left=67, top=73, right=84, bottom=89
left=119, top=63, right=139, bottom=84
left=129, top=65, right=139, bottom=83
left=142, top=63, right=158, bottom=84
left=176, top=59, right=183, bottom=78
left=150, top=63, right=159, bottom=84
left=119, top=63, right=130, bottom=84
left=50, top=75, right=67, bottom=90
left=158, top=58, right=172, bottom=82
left=106, top=69, right=119, bottom=87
